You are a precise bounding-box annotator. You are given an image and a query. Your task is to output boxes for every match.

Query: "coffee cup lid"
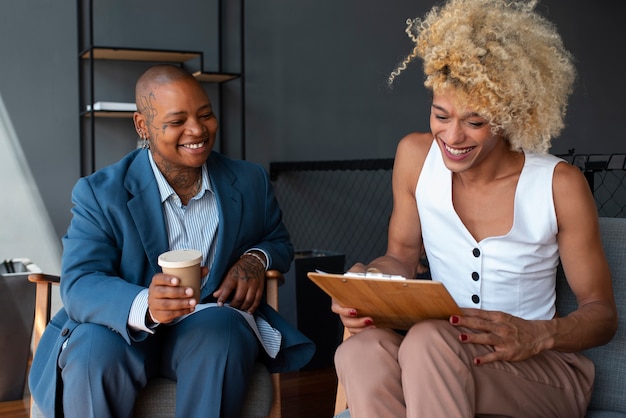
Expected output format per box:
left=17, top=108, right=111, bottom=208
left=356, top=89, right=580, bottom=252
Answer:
left=158, top=249, right=202, bottom=268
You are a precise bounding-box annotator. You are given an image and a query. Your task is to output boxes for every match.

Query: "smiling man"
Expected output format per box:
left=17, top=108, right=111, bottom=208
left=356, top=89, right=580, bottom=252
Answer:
left=29, top=64, right=314, bottom=418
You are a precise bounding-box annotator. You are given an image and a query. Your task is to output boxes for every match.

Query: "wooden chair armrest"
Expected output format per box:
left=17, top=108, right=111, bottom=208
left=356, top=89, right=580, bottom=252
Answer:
left=265, top=269, right=283, bottom=312
left=28, top=273, right=60, bottom=353
left=28, top=273, right=60, bottom=285
left=265, top=269, right=285, bottom=286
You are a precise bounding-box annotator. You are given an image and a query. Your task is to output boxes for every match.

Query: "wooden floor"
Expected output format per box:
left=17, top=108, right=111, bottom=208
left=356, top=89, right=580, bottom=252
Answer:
left=281, top=366, right=338, bottom=418
left=0, top=367, right=338, bottom=418
left=0, top=398, right=30, bottom=418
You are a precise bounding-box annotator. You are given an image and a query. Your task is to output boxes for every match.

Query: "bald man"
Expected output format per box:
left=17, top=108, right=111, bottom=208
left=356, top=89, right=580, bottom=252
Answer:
left=29, top=64, right=314, bottom=418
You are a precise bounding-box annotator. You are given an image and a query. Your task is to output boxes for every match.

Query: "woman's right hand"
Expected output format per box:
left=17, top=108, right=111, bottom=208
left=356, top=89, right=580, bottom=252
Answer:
left=332, top=262, right=379, bottom=334
left=331, top=298, right=375, bottom=334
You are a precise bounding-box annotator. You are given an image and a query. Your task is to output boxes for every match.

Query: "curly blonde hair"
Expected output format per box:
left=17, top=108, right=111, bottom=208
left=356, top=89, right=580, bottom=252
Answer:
left=390, top=0, right=575, bottom=153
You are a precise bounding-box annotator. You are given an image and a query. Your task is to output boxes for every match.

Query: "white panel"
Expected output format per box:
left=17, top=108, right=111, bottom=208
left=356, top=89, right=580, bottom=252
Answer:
left=0, top=93, right=62, bottom=315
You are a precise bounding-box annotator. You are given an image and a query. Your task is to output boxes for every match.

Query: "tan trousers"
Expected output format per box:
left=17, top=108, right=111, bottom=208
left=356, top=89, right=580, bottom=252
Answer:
left=335, top=320, right=594, bottom=418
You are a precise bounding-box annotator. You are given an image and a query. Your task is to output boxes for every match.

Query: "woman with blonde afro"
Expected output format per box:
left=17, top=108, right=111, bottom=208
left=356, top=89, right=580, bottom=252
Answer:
left=332, top=0, right=617, bottom=417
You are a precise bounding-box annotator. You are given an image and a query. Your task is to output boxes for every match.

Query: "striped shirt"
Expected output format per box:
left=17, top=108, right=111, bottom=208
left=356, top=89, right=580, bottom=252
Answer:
left=129, top=151, right=218, bottom=333
left=150, top=152, right=218, bottom=279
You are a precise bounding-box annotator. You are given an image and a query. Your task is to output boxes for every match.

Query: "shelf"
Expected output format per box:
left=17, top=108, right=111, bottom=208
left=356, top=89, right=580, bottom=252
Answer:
left=83, top=110, right=135, bottom=118
left=80, top=47, right=201, bottom=62
left=80, top=48, right=240, bottom=84
left=193, top=71, right=240, bottom=83
left=83, top=101, right=136, bottom=118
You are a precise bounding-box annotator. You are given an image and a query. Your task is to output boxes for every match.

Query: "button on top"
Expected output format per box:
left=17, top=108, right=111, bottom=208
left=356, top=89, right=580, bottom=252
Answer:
left=471, top=272, right=479, bottom=281
left=471, top=294, right=480, bottom=304
left=472, top=248, right=481, bottom=257
left=61, top=328, right=69, bottom=336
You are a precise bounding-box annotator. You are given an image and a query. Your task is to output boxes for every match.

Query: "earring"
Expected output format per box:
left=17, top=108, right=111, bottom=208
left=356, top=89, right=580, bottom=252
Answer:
left=137, top=130, right=150, bottom=150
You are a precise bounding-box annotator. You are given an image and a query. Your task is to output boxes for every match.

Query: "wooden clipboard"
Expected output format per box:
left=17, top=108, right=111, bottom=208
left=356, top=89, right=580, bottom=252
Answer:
left=307, top=272, right=461, bottom=330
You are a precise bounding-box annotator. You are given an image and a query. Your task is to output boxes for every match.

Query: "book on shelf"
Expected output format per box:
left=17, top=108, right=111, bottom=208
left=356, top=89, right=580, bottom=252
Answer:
left=86, top=101, right=137, bottom=112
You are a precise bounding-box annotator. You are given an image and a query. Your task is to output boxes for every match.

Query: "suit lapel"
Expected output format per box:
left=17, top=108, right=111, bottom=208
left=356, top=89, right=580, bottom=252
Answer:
left=124, top=151, right=169, bottom=274
left=205, top=153, right=243, bottom=292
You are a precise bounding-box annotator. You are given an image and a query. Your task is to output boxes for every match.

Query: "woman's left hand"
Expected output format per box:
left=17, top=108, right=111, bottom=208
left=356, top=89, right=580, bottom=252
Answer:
left=450, top=308, right=551, bottom=365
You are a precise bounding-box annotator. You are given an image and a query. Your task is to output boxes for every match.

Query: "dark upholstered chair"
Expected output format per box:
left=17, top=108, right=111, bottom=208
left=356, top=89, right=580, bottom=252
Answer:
left=334, top=216, right=626, bottom=418
left=29, top=270, right=285, bottom=418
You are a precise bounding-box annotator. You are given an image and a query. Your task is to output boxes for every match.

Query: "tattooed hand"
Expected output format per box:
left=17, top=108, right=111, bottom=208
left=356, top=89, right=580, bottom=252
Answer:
left=213, top=254, right=266, bottom=313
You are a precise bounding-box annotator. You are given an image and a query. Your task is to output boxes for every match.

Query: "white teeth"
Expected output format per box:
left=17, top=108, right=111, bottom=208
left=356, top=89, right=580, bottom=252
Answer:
left=183, top=142, right=205, bottom=149
left=444, top=143, right=473, bottom=156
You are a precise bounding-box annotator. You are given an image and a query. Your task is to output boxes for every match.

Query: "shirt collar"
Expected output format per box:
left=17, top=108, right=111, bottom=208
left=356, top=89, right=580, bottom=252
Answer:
left=147, top=150, right=212, bottom=204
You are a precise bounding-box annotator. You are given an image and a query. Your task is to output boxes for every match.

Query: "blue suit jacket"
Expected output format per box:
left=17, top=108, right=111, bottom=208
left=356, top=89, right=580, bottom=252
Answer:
left=29, top=149, right=315, bottom=416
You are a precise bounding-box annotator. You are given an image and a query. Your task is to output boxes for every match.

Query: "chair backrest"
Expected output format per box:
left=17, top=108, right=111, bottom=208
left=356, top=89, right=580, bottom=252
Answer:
left=556, top=216, right=626, bottom=414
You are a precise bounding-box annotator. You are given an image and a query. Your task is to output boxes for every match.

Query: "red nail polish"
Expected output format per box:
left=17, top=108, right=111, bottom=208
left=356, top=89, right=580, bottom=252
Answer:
left=349, top=309, right=357, bottom=317
left=364, top=319, right=373, bottom=326
left=451, top=315, right=459, bottom=324
left=474, top=358, right=481, bottom=365
left=460, top=334, right=468, bottom=342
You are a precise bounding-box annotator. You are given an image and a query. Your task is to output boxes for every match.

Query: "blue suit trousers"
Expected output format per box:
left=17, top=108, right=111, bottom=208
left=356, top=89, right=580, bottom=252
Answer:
left=58, top=307, right=259, bottom=418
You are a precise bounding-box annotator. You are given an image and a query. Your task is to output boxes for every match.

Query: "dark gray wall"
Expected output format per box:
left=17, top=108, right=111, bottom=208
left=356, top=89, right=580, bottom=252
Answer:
left=540, top=1, right=623, bottom=156
left=245, top=0, right=432, bottom=164
left=0, top=0, right=624, bottom=239
left=0, top=0, right=78, bottom=239
left=245, top=0, right=625, bottom=162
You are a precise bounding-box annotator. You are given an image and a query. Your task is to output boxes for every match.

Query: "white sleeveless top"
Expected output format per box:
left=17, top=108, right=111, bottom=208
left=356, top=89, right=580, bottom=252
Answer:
left=416, top=140, right=563, bottom=320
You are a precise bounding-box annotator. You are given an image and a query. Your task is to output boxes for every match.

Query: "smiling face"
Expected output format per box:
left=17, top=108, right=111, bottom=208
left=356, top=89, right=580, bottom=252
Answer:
left=430, top=90, right=508, bottom=174
left=134, top=76, right=218, bottom=178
